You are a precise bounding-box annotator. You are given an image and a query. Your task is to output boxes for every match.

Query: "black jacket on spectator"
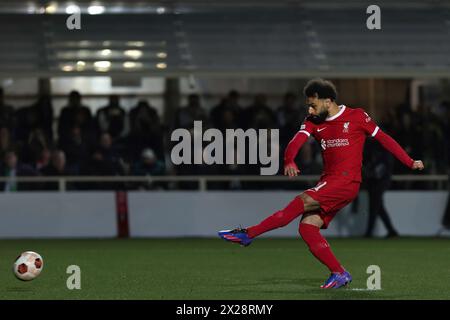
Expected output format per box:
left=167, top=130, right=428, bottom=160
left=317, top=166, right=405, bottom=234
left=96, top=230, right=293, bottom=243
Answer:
left=243, top=95, right=276, bottom=129
left=59, top=127, right=91, bottom=174
left=0, top=104, right=15, bottom=134
left=125, top=101, right=164, bottom=161
left=96, top=97, right=126, bottom=139
left=174, top=94, right=207, bottom=129
left=58, top=105, right=94, bottom=145
left=15, top=95, right=53, bottom=144
left=0, top=88, right=16, bottom=133
left=210, top=98, right=243, bottom=131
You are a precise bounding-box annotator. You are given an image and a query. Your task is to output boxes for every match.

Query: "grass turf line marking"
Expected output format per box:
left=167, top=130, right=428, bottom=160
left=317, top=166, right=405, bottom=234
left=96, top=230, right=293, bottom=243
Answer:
left=349, top=288, right=382, bottom=291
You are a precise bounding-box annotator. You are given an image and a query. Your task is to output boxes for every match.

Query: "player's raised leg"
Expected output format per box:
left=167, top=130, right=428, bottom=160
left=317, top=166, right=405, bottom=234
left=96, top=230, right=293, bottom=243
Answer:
left=299, top=213, right=351, bottom=289
left=218, top=193, right=320, bottom=246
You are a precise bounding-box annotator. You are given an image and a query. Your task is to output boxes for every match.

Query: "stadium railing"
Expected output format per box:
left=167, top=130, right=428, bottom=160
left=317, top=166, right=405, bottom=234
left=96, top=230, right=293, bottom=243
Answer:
left=0, top=175, right=447, bottom=191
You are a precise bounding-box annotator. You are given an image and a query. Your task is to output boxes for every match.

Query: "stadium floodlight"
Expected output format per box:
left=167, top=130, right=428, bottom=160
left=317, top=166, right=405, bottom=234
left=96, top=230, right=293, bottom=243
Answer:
left=124, top=50, right=143, bottom=59
left=100, top=49, right=112, bottom=56
left=27, top=3, right=37, bottom=14
left=88, top=5, right=105, bottom=15
left=123, top=62, right=143, bottom=69
left=61, top=64, right=74, bottom=72
left=66, top=4, right=80, bottom=14
left=126, top=41, right=145, bottom=47
left=76, top=61, right=86, bottom=71
left=94, top=61, right=111, bottom=68
left=94, top=61, right=111, bottom=72
left=45, top=2, right=58, bottom=14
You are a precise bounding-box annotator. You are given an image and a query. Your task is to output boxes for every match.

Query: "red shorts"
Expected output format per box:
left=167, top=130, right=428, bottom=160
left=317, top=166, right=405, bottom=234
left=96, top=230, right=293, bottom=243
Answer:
left=304, top=177, right=360, bottom=229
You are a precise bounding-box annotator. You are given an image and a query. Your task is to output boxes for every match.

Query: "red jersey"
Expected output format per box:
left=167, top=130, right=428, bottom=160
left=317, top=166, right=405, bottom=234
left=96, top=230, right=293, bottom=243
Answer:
left=285, top=105, right=414, bottom=182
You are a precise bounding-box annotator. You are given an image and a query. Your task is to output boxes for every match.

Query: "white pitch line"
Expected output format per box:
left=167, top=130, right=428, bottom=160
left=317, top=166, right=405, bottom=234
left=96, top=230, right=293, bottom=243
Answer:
left=349, top=288, right=382, bottom=291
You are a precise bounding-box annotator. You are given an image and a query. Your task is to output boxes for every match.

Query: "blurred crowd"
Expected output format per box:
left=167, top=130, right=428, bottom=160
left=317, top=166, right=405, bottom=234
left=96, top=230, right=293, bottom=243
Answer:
left=381, top=102, right=450, bottom=175
left=0, top=87, right=448, bottom=191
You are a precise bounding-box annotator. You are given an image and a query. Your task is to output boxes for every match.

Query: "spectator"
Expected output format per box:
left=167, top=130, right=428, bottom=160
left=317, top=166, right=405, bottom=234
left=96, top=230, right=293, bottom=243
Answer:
left=0, top=150, right=38, bottom=191
left=174, top=94, right=207, bottom=129
left=416, top=104, right=445, bottom=174
left=40, top=150, right=73, bottom=190
left=96, top=94, right=127, bottom=139
left=277, top=92, right=305, bottom=144
left=132, top=148, right=166, bottom=190
left=132, top=148, right=165, bottom=176
left=215, top=145, right=247, bottom=190
left=276, top=92, right=307, bottom=177
left=96, top=132, right=124, bottom=173
left=125, top=100, right=164, bottom=161
left=363, top=137, right=399, bottom=238
left=173, top=92, right=213, bottom=186
left=58, top=91, right=94, bottom=146
left=227, top=90, right=243, bottom=114
left=0, top=87, right=15, bottom=133
left=80, top=133, right=126, bottom=190
left=243, top=94, right=276, bottom=129
left=34, top=148, right=51, bottom=172
left=392, top=104, right=420, bottom=173
left=15, top=94, right=53, bottom=144
left=0, top=126, right=15, bottom=161
left=210, top=90, right=243, bottom=131
left=41, top=150, right=70, bottom=176
left=20, top=128, right=51, bottom=166
left=59, top=126, right=91, bottom=174
left=442, top=107, right=450, bottom=229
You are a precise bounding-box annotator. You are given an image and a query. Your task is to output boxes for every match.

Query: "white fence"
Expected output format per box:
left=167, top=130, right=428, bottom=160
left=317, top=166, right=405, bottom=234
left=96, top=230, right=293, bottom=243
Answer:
left=0, top=174, right=447, bottom=191
left=0, top=190, right=447, bottom=238
left=0, top=174, right=448, bottom=238
left=0, top=192, right=117, bottom=238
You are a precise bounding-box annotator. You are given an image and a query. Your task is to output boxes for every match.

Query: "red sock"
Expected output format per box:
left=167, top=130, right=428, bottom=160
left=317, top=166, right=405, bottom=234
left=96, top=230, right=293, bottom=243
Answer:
left=299, top=223, right=344, bottom=273
left=247, top=197, right=304, bottom=238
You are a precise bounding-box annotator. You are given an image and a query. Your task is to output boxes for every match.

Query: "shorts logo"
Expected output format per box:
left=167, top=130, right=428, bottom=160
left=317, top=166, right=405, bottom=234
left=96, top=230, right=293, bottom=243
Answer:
left=310, top=181, right=327, bottom=192
left=343, top=122, right=350, bottom=133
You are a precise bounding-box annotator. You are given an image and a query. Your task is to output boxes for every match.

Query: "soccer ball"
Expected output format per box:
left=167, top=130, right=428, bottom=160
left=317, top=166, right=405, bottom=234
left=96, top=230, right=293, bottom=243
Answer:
left=13, top=251, right=44, bottom=281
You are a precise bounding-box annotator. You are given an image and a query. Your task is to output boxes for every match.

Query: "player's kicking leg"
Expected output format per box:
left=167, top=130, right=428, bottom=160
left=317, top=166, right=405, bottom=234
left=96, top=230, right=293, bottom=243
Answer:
left=217, top=228, right=252, bottom=247
left=218, top=192, right=351, bottom=288
left=299, top=213, right=352, bottom=289
left=218, top=193, right=319, bottom=247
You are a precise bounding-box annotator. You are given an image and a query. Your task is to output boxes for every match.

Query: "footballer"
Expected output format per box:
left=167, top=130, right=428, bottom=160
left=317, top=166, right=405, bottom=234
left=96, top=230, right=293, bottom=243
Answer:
left=219, top=78, right=424, bottom=289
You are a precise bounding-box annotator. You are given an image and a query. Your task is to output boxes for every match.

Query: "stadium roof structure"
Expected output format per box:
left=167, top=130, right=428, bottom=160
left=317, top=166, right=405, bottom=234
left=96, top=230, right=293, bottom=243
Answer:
left=1, top=0, right=450, bottom=78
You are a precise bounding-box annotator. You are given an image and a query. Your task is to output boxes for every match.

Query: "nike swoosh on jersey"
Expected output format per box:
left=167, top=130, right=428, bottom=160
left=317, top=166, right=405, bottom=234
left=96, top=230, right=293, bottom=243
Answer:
left=317, top=127, right=327, bottom=132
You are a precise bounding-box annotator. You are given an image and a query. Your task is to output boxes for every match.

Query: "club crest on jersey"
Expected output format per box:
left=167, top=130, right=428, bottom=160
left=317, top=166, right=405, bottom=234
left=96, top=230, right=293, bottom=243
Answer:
left=343, top=122, right=350, bottom=133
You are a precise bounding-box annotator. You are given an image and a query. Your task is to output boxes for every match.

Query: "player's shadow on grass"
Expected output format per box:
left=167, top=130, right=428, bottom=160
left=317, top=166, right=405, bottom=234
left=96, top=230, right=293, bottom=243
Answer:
left=4, top=287, right=34, bottom=293
left=224, top=276, right=324, bottom=295
left=261, top=276, right=325, bottom=287
left=237, top=277, right=403, bottom=299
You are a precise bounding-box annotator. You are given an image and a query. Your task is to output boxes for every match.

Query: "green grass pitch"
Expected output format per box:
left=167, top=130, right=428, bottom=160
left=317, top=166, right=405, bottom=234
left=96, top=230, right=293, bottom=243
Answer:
left=0, top=238, right=449, bottom=300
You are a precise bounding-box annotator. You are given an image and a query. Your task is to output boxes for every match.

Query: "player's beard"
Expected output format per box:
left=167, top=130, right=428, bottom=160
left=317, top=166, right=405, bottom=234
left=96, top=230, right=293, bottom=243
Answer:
left=307, top=109, right=329, bottom=124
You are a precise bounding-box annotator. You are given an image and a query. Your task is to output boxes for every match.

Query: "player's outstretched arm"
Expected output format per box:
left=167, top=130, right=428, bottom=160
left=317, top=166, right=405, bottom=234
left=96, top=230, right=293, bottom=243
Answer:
left=373, top=130, right=424, bottom=171
left=283, top=130, right=309, bottom=177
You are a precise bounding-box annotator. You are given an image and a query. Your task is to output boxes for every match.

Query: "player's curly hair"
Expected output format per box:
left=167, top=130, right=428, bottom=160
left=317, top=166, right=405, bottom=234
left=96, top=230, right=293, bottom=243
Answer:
left=303, top=78, right=337, bottom=101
